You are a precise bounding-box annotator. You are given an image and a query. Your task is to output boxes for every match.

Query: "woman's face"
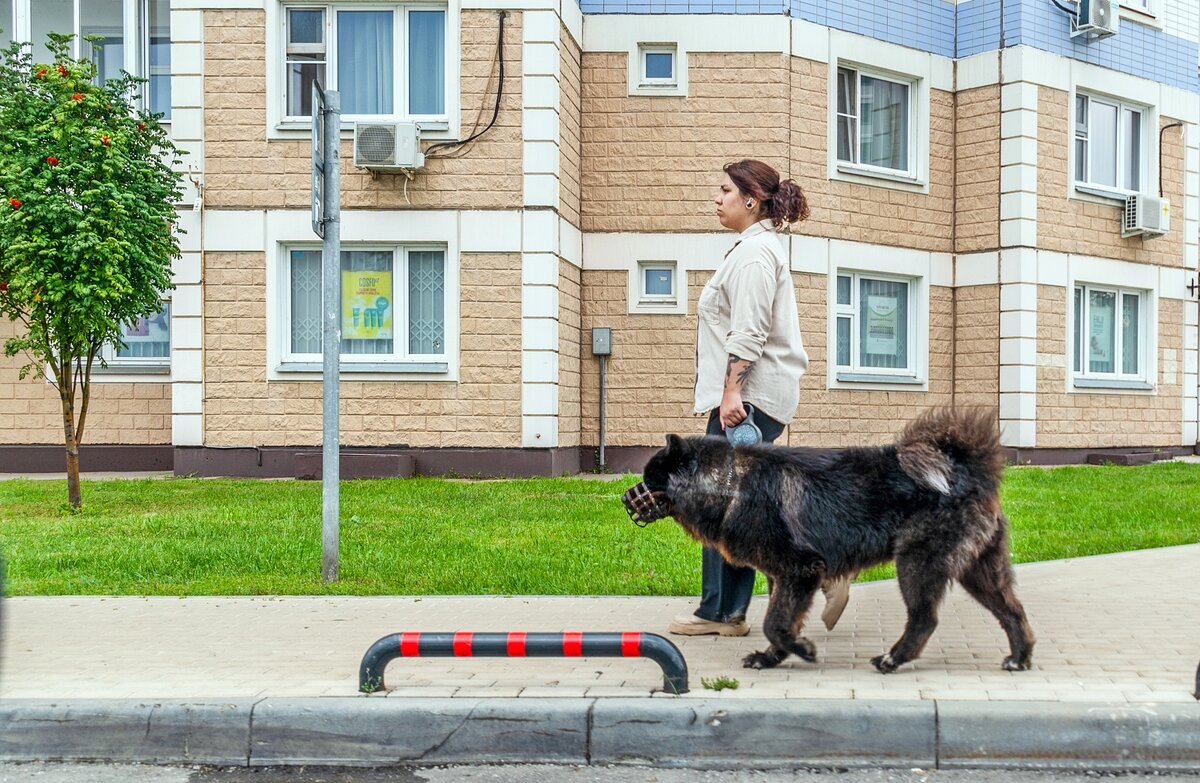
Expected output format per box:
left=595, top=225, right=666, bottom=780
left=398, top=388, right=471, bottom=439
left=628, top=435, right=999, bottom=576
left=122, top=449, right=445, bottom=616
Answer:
left=714, top=174, right=756, bottom=232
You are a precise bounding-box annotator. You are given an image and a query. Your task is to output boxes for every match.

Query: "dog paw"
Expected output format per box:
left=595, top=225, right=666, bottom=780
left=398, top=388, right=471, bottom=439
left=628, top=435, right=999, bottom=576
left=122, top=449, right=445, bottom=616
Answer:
left=742, top=651, right=778, bottom=670
left=870, top=653, right=900, bottom=674
left=1002, top=655, right=1031, bottom=672
left=789, top=637, right=817, bottom=663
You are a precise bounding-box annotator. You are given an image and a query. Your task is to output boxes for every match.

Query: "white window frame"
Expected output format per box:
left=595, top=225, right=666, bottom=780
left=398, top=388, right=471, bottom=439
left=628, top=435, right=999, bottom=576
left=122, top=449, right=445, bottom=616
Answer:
left=638, top=44, right=676, bottom=87
left=826, top=31, right=934, bottom=194
left=267, top=0, right=460, bottom=139
left=1072, top=91, right=1151, bottom=202
left=834, top=65, right=917, bottom=181
left=627, top=41, right=687, bottom=97
left=1070, top=282, right=1153, bottom=390
left=280, top=243, right=451, bottom=372
left=6, top=0, right=165, bottom=115
left=636, top=261, right=676, bottom=306
left=830, top=269, right=923, bottom=386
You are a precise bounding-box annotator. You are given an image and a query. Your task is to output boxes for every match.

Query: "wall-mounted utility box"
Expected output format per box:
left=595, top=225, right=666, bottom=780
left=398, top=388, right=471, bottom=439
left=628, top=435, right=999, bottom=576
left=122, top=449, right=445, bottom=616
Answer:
left=591, top=327, right=612, bottom=356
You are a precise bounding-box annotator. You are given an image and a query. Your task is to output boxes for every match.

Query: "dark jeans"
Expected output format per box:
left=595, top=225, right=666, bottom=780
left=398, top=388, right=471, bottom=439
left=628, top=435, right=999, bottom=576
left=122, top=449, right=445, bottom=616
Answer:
left=695, top=406, right=785, bottom=623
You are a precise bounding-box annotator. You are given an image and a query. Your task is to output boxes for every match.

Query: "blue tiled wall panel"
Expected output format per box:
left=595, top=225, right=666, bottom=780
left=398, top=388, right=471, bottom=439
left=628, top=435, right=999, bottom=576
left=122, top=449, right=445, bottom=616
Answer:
left=1012, top=0, right=1199, bottom=92
left=576, top=0, right=1199, bottom=93
left=956, top=0, right=1001, bottom=58
left=791, top=0, right=957, bottom=58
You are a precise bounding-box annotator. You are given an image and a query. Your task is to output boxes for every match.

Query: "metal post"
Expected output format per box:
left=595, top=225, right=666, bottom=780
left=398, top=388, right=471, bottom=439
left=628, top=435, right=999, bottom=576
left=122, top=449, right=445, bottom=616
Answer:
left=320, top=90, right=341, bottom=583
left=598, top=354, right=607, bottom=471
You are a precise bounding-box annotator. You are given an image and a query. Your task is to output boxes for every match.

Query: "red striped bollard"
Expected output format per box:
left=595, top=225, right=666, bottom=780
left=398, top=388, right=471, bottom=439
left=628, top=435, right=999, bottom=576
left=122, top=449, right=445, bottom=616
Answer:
left=359, top=631, right=689, bottom=694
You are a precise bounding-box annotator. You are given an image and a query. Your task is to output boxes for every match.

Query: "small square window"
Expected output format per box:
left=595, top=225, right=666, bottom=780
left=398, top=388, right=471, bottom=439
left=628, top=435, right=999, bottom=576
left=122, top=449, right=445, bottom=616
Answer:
left=639, top=45, right=676, bottom=86
left=638, top=262, right=676, bottom=305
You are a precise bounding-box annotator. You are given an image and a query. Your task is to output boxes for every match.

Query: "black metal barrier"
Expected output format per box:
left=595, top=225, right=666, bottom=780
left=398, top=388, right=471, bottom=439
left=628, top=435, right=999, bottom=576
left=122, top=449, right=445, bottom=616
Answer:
left=359, top=631, right=689, bottom=694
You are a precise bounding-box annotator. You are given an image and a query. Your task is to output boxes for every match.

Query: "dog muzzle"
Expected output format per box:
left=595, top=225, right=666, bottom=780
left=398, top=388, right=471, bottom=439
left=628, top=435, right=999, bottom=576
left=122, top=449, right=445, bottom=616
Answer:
left=622, top=482, right=672, bottom=527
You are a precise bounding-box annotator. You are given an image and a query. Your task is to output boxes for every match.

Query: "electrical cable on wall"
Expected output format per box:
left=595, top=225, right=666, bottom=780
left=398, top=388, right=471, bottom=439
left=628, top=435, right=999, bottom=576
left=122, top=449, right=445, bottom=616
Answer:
left=1050, top=0, right=1078, bottom=21
left=425, top=10, right=506, bottom=159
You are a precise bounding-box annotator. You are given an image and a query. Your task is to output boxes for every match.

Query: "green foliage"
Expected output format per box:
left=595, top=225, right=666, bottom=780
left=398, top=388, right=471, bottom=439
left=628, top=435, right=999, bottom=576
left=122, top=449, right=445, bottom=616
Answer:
left=0, top=34, right=183, bottom=505
left=700, top=676, right=740, bottom=691
left=0, top=462, right=1196, bottom=596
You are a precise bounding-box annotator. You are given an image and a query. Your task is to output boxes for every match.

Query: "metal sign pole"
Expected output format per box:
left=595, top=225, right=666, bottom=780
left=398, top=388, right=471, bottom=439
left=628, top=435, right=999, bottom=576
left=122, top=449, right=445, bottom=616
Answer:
left=314, top=84, right=342, bottom=583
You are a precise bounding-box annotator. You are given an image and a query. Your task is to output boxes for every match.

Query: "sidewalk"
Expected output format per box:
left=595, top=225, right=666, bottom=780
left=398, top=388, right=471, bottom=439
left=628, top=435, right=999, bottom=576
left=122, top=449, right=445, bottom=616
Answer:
left=1, top=545, right=1198, bottom=769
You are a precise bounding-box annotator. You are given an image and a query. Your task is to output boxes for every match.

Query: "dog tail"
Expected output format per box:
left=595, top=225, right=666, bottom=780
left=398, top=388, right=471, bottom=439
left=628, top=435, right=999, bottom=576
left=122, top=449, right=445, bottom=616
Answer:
left=895, top=408, right=1005, bottom=497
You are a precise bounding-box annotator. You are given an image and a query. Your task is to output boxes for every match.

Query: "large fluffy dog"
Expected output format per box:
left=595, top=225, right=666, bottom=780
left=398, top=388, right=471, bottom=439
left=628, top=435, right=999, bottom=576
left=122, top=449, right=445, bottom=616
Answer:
left=622, top=408, right=1034, bottom=673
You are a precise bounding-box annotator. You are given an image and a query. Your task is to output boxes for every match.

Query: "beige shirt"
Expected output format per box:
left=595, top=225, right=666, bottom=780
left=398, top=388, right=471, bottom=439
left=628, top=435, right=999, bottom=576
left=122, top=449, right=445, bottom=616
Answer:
left=694, top=219, right=809, bottom=424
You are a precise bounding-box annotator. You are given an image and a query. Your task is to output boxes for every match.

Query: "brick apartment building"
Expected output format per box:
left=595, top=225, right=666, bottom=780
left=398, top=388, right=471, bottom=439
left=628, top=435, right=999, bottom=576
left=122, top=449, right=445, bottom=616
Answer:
left=1, top=0, right=1197, bottom=476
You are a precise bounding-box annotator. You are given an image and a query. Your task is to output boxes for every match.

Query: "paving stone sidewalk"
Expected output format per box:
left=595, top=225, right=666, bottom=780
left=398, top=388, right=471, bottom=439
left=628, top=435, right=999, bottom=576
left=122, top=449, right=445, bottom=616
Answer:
left=2, top=545, right=1197, bottom=703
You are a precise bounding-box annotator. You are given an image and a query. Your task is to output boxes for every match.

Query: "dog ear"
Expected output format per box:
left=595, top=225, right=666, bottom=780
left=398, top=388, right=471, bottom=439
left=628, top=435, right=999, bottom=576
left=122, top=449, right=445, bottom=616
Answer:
left=664, top=434, right=686, bottom=455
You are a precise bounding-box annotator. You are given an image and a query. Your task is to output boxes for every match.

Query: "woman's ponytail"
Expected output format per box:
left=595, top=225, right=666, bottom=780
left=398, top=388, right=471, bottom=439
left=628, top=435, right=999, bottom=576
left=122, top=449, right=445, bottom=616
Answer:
left=768, top=179, right=809, bottom=229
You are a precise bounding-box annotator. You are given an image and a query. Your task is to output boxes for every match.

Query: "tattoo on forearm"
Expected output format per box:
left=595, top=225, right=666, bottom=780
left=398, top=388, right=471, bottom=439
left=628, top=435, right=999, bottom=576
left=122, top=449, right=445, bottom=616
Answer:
left=726, top=355, right=755, bottom=387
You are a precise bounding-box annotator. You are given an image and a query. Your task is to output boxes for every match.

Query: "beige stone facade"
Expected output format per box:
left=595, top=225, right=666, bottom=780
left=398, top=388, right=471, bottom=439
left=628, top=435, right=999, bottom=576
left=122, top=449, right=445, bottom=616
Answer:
left=0, top=319, right=171, bottom=445
left=1037, top=87, right=1186, bottom=268
left=1036, top=286, right=1184, bottom=448
left=0, top=7, right=1195, bottom=471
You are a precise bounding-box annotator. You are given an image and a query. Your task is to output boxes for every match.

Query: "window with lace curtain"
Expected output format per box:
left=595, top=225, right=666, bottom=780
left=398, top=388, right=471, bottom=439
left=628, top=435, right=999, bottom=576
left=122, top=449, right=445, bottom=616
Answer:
left=284, top=246, right=446, bottom=367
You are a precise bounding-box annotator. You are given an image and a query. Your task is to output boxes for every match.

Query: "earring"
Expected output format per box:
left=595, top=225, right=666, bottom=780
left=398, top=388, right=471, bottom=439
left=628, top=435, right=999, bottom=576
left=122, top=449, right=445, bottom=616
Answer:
left=746, top=200, right=753, bottom=208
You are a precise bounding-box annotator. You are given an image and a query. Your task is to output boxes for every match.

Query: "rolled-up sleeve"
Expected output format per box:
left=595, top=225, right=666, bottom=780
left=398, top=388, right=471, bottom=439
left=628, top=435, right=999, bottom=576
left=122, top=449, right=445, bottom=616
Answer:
left=724, top=258, right=776, bottom=363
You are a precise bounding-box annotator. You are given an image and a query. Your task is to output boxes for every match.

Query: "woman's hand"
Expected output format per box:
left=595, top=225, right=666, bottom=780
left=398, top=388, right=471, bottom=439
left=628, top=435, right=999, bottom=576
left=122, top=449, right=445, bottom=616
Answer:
left=719, top=389, right=747, bottom=428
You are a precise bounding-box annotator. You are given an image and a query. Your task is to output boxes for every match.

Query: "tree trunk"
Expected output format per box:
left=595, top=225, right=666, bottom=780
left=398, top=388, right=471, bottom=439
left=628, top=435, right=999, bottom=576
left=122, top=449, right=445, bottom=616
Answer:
left=60, top=387, right=81, bottom=511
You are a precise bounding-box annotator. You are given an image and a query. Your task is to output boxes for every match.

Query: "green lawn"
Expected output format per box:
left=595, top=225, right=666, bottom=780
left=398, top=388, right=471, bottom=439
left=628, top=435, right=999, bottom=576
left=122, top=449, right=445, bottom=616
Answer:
left=0, top=461, right=1196, bottom=596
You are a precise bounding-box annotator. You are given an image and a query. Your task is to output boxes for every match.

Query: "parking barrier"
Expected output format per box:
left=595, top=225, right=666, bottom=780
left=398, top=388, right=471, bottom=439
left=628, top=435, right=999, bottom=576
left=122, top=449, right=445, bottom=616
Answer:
left=359, top=631, right=689, bottom=694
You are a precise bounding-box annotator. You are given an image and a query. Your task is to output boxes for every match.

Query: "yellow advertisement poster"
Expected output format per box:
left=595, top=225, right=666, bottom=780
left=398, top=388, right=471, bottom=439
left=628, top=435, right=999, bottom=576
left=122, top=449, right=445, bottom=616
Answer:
left=342, top=271, right=393, bottom=340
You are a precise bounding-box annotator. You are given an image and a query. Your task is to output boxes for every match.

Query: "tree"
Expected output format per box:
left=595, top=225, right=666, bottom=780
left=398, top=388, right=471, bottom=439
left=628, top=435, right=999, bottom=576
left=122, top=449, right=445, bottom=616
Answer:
left=0, top=35, right=184, bottom=510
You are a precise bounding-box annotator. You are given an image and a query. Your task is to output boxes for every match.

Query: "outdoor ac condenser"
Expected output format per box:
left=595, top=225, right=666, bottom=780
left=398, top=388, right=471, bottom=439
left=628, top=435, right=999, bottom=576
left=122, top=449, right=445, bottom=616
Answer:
left=352, top=122, right=424, bottom=171
left=1122, top=194, right=1170, bottom=239
left=1071, top=0, right=1119, bottom=41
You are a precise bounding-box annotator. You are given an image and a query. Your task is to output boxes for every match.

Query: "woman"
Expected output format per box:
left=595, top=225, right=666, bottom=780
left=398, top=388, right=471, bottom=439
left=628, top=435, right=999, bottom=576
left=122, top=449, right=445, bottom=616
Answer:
left=668, top=159, right=850, bottom=637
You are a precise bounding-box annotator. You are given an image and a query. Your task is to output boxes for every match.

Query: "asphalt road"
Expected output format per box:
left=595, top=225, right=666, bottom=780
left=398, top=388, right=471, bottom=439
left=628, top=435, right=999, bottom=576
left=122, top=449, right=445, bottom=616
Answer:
left=1, top=765, right=1198, bottom=783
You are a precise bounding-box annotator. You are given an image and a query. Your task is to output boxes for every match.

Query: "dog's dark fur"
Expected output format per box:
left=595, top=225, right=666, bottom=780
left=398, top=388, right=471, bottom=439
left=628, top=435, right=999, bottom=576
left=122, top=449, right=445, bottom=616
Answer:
left=640, top=407, right=1035, bottom=673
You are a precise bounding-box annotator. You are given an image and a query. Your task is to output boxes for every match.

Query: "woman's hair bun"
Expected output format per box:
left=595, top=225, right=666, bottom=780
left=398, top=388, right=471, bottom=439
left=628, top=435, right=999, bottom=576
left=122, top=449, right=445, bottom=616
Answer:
left=769, top=178, right=809, bottom=228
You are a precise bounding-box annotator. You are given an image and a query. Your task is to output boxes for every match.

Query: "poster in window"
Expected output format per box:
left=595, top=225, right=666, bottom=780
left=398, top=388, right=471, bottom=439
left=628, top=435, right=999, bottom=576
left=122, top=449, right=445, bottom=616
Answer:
left=865, top=295, right=898, bottom=355
left=342, top=271, right=393, bottom=340
left=1089, top=301, right=1113, bottom=366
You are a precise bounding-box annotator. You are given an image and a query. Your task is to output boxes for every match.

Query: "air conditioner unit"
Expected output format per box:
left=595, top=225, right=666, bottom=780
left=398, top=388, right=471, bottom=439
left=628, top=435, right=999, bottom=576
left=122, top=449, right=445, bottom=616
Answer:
left=1122, top=194, right=1170, bottom=238
left=353, top=122, right=424, bottom=171
left=1071, top=0, right=1119, bottom=41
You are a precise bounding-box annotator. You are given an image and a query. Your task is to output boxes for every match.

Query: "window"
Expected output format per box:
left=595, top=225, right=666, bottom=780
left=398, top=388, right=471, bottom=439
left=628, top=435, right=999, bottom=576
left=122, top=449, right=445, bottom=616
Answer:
left=18, top=0, right=168, bottom=117
left=285, top=246, right=446, bottom=365
left=100, top=302, right=171, bottom=368
left=1074, top=93, right=1146, bottom=194
left=639, top=45, right=675, bottom=87
left=637, top=262, right=676, bottom=306
left=145, top=0, right=171, bottom=119
left=284, top=4, right=446, bottom=121
left=1073, top=284, right=1147, bottom=384
left=836, top=66, right=913, bottom=175
left=1, top=0, right=12, bottom=49
left=834, top=272, right=916, bottom=378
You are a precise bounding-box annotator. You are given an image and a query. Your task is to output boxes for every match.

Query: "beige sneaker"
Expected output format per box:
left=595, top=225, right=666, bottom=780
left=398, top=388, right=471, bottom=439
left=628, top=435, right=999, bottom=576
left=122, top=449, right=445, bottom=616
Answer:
left=668, top=614, right=750, bottom=637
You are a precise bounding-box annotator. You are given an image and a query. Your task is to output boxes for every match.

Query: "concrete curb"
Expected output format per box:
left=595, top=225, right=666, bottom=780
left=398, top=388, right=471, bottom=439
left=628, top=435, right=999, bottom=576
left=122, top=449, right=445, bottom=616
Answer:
left=1, top=698, right=1198, bottom=770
